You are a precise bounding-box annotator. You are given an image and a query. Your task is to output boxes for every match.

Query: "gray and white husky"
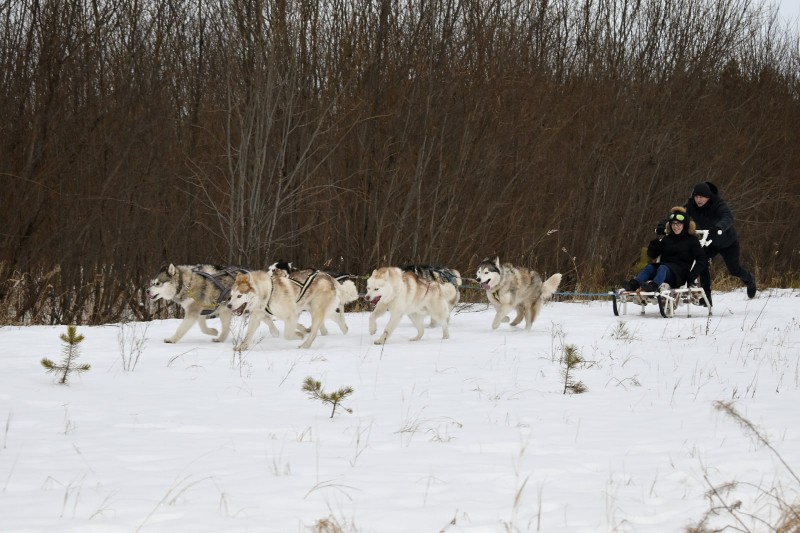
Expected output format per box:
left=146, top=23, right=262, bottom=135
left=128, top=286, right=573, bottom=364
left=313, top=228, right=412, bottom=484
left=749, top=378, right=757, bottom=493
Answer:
left=146, top=264, right=265, bottom=343
left=475, top=257, right=562, bottom=330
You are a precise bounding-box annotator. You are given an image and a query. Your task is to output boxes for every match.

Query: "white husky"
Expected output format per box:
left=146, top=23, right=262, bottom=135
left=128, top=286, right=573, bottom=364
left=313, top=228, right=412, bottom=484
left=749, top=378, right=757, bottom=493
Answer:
left=267, top=260, right=359, bottom=335
left=227, top=270, right=355, bottom=350
left=364, top=267, right=455, bottom=345
left=475, top=257, right=562, bottom=330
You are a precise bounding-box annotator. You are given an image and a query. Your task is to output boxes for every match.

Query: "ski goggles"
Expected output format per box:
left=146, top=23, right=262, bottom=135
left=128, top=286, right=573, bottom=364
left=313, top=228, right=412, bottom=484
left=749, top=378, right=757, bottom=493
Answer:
left=668, top=212, right=686, bottom=222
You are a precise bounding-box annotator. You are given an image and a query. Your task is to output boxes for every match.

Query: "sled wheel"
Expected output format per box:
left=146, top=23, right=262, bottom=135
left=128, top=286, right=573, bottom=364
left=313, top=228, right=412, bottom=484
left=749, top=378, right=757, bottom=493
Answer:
left=612, top=291, right=620, bottom=316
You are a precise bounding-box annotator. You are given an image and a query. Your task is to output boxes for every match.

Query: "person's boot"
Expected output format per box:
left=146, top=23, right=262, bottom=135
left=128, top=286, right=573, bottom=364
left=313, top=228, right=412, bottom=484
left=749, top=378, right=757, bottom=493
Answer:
left=642, top=280, right=658, bottom=293
left=746, top=276, right=757, bottom=299
left=697, top=287, right=713, bottom=307
left=622, top=279, right=639, bottom=291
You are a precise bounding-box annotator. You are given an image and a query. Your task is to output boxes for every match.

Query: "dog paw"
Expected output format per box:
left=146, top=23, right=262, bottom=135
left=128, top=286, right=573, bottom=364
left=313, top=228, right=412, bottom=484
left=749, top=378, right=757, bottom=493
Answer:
left=233, top=343, right=248, bottom=351
left=369, top=325, right=377, bottom=335
left=373, top=336, right=387, bottom=345
left=164, top=337, right=177, bottom=343
left=501, top=316, right=510, bottom=323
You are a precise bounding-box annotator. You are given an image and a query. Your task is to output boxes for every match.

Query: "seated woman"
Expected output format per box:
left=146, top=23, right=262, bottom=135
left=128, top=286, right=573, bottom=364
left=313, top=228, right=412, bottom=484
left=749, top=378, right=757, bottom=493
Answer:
left=623, top=206, right=708, bottom=293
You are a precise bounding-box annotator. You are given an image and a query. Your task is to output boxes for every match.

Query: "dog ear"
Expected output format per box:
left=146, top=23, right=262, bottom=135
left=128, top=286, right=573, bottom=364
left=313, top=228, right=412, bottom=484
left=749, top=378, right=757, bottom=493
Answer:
left=494, top=257, right=501, bottom=269
left=168, top=264, right=176, bottom=276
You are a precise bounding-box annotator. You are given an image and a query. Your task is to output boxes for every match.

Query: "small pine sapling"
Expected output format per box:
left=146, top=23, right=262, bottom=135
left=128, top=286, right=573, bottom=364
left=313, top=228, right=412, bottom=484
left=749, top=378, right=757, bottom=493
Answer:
left=302, top=377, right=353, bottom=418
left=561, top=344, right=587, bottom=395
left=41, top=325, right=91, bottom=384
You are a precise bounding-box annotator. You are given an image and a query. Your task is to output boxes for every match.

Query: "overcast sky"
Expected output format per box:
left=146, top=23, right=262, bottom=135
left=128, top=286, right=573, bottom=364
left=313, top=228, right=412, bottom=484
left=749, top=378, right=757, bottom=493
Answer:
left=778, top=0, right=800, bottom=22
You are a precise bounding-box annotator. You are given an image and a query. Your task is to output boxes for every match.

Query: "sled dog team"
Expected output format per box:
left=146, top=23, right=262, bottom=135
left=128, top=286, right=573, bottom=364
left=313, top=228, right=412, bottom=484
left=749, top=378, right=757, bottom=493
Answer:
left=146, top=259, right=562, bottom=349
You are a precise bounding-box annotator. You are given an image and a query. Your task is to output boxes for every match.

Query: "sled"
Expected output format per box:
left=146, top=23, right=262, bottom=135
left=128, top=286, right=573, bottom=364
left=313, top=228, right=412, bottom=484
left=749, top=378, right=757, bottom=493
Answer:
left=611, top=230, right=713, bottom=319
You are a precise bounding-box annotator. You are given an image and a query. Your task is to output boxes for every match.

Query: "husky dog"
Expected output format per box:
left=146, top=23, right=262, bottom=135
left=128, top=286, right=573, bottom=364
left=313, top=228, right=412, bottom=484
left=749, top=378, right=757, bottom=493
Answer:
left=402, top=264, right=462, bottom=326
left=402, top=264, right=462, bottom=307
left=267, top=260, right=359, bottom=334
left=475, top=258, right=562, bottom=330
left=364, top=267, right=455, bottom=345
left=267, top=260, right=297, bottom=276
left=146, top=264, right=270, bottom=343
left=227, top=269, right=349, bottom=350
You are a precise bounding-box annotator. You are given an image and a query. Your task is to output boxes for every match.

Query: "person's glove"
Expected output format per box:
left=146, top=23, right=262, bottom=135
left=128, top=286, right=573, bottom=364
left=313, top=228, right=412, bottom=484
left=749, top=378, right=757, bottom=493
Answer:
left=655, top=221, right=666, bottom=236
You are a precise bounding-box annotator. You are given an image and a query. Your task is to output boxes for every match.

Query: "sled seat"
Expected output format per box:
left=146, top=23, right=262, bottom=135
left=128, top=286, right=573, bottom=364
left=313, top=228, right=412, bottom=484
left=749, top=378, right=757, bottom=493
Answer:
left=611, top=230, right=712, bottom=318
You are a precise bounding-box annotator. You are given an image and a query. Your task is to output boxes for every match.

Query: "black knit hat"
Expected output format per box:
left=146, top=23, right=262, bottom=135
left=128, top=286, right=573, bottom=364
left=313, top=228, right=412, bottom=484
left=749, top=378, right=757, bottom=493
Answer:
left=692, top=182, right=713, bottom=198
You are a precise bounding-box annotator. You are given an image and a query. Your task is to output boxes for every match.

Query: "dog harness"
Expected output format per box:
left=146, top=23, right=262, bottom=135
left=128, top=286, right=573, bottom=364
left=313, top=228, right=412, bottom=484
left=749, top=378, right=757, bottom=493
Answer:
left=263, top=270, right=321, bottom=316
left=191, top=266, right=249, bottom=315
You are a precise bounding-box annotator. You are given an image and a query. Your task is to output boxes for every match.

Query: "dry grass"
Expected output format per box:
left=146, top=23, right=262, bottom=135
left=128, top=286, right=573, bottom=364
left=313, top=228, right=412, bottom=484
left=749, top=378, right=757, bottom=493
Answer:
left=684, top=402, right=800, bottom=532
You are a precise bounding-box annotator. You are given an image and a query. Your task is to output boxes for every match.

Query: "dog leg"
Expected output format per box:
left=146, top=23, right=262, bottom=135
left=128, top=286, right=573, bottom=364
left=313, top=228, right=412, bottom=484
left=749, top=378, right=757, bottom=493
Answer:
left=214, top=308, right=232, bottom=342
left=487, top=298, right=510, bottom=325
left=197, top=316, right=220, bottom=337
left=432, top=303, right=451, bottom=340
left=369, top=303, right=389, bottom=335
left=283, top=315, right=304, bottom=341
left=299, top=313, right=324, bottom=349
left=374, top=311, right=403, bottom=345
left=491, top=304, right=513, bottom=329
left=262, top=315, right=280, bottom=337
left=234, top=311, right=264, bottom=351
left=165, top=314, right=199, bottom=343
left=408, top=312, right=425, bottom=341
left=336, top=307, right=349, bottom=334
left=330, top=308, right=349, bottom=335
left=509, top=306, right=525, bottom=327
left=528, top=300, right=544, bottom=329
left=300, top=299, right=339, bottom=348
left=439, top=317, right=450, bottom=340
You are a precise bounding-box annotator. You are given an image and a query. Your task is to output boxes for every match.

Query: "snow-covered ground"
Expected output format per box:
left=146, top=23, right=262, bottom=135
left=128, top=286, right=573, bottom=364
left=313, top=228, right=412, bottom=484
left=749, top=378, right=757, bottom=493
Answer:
left=1, top=289, right=798, bottom=532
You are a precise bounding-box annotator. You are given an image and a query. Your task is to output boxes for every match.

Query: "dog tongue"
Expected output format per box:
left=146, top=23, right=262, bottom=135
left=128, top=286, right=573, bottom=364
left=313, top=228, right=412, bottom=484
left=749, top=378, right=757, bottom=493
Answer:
left=481, top=282, right=491, bottom=290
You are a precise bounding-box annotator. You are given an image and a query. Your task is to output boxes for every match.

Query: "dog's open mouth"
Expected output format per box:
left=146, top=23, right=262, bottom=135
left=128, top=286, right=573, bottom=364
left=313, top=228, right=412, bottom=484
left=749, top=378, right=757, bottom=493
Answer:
left=367, top=295, right=381, bottom=306
left=480, top=282, right=491, bottom=290
left=232, top=303, right=247, bottom=316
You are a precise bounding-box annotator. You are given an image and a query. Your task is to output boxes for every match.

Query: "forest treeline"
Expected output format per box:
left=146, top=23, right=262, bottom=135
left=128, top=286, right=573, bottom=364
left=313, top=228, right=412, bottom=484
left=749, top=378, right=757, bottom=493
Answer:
left=1, top=0, right=799, bottom=324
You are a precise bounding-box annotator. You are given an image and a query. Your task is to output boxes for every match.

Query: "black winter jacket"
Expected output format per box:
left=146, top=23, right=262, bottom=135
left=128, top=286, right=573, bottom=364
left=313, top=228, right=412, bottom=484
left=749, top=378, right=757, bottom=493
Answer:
left=647, top=231, right=707, bottom=287
left=683, top=182, right=738, bottom=249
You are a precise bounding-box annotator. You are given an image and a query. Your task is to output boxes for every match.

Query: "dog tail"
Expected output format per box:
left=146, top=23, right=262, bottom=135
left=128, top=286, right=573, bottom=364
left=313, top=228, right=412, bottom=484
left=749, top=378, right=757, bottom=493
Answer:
left=336, top=279, right=359, bottom=306
left=541, top=273, right=562, bottom=300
